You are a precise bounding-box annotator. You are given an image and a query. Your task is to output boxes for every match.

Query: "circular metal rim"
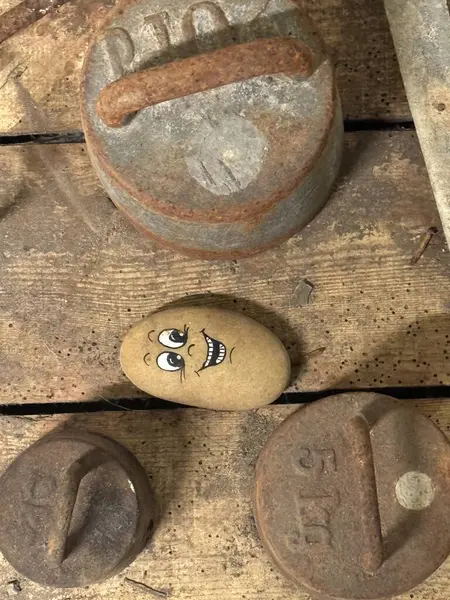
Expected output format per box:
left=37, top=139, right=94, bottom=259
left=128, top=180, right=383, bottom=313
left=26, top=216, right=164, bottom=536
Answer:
left=253, top=392, right=450, bottom=600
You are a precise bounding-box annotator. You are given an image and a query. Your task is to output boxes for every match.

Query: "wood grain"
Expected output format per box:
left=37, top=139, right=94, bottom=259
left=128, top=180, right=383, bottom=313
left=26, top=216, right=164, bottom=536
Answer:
left=0, top=130, right=449, bottom=405
left=0, top=0, right=409, bottom=135
left=0, top=399, right=448, bottom=599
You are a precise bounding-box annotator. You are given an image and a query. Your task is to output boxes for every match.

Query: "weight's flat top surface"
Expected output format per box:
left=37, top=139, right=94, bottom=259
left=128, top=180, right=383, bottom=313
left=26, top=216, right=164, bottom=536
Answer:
left=0, top=429, right=154, bottom=588
left=254, top=393, right=450, bottom=600
left=81, top=0, right=335, bottom=221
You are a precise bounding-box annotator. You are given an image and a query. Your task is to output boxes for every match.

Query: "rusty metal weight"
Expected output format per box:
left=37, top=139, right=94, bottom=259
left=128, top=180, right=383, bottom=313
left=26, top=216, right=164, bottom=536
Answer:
left=254, top=392, right=450, bottom=600
left=81, top=0, right=343, bottom=258
left=0, top=429, right=155, bottom=588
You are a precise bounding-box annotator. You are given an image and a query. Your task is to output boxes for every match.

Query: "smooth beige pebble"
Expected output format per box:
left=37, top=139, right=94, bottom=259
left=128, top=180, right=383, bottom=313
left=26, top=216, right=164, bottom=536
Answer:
left=120, top=306, right=291, bottom=410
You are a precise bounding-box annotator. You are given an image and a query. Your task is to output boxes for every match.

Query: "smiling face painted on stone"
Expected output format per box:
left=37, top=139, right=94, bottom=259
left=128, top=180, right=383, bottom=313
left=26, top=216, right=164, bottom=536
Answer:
left=120, top=306, right=290, bottom=410
left=144, top=325, right=231, bottom=382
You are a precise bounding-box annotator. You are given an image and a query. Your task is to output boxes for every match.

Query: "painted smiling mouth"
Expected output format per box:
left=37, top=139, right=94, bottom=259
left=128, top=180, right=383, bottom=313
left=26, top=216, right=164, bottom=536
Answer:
left=197, top=329, right=226, bottom=373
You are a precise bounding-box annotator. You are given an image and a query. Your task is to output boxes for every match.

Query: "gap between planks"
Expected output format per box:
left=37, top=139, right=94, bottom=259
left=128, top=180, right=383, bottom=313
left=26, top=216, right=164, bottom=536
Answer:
left=0, top=400, right=448, bottom=600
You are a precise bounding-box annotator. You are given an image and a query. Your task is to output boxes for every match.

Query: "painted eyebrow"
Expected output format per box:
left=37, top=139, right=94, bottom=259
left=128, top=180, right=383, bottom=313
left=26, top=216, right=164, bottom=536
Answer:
left=143, top=352, right=152, bottom=366
left=148, top=330, right=155, bottom=342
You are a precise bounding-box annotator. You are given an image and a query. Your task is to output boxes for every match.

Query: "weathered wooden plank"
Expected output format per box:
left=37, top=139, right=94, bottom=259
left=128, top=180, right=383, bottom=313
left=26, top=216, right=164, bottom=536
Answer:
left=0, top=130, right=449, bottom=404
left=384, top=0, right=450, bottom=248
left=0, top=399, right=448, bottom=599
left=0, top=0, right=409, bottom=135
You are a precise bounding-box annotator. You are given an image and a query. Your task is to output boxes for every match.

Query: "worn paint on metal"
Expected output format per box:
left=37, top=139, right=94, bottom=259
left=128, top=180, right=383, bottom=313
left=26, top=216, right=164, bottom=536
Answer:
left=81, top=0, right=343, bottom=258
left=254, top=392, right=450, bottom=600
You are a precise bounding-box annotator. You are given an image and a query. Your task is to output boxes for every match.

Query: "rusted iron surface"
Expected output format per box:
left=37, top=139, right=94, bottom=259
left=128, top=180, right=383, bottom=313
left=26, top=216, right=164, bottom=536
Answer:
left=384, top=0, right=450, bottom=249
left=0, top=429, right=155, bottom=588
left=254, top=392, right=450, bottom=600
left=81, top=0, right=343, bottom=258
left=410, top=225, right=439, bottom=265
left=0, top=0, right=70, bottom=44
left=342, top=415, right=383, bottom=576
left=97, top=37, right=314, bottom=127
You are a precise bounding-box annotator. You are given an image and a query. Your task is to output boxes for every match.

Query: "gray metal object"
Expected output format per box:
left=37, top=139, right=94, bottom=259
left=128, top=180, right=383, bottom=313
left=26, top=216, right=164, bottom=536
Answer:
left=81, top=0, right=343, bottom=259
left=384, top=0, right=450, bottom=248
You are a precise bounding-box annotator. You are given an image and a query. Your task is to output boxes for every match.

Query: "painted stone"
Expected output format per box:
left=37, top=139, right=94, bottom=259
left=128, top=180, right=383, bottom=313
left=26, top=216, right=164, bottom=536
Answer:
left=120, top=306, right=290, bottom=410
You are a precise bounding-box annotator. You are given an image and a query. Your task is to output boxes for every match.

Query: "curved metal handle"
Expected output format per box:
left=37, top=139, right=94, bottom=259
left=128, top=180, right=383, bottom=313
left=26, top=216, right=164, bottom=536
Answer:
left=47, top=449, right=108, bottom=565
left=96, top=37, right=314, bottom=128
left=343, top=415, right=384, bottom=574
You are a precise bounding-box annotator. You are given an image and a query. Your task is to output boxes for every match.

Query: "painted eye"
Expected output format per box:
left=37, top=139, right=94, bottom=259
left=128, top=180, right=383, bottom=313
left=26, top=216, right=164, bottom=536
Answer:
left=158, top=328, right=188, bottom=349
left=157, top=351, right=185, bottom=372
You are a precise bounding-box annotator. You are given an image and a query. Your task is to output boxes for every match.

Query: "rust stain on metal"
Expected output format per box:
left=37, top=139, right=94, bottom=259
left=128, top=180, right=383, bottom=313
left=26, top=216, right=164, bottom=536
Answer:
left=254, top=392, right=450, bottom=599
left=343, top=414, right=383, bottom=575
left=107, top=193, right=322, bottom=259
left=0, top=0, right=71, bottom=44
left=97, top=37, right=314, bottom=127
left=410, top=226, right=438, bottom=265
left=0, top=429, right=155, bottom=588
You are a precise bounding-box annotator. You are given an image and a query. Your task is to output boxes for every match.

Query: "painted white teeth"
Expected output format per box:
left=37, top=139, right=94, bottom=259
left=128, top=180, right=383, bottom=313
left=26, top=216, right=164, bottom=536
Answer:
left=202, top=333, right=226, bottom=368
left=204, top=338, right=214, bottom=367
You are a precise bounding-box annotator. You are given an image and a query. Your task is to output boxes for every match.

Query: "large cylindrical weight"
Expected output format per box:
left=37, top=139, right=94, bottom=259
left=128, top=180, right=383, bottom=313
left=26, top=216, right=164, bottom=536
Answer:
left=81, top=0, right=343, bottom=258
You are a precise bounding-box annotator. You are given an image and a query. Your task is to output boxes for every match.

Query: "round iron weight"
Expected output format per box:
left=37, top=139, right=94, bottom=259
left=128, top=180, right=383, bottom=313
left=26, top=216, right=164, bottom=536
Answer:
left=0, top=429, right=155, bottom=588
left=81, top=0, right=343, bottom=258
left=254, top=392, right=450, bottom=600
